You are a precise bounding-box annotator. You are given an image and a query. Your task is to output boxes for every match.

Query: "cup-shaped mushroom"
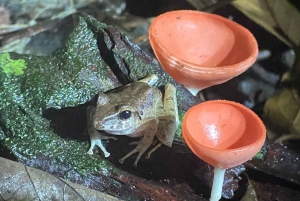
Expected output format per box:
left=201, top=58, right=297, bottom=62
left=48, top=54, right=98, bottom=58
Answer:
left=182, top=100, right=266, bottom=169
left=149, top=10, right=258, bottom=95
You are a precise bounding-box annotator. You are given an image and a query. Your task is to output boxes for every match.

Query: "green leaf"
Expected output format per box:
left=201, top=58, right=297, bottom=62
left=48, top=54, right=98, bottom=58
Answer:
left=232, top=0, right=300, bottom=47
left=0, top=52, right=27, bottom=75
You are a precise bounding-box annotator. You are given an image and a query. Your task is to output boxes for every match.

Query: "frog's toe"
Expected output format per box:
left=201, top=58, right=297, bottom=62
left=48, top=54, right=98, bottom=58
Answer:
left=87, top=141, right=96, bottom=155
left=129, top=141, right=140, bottom=145
left=119, top=142, right=151, bottom=166
left=104, top=152, right=110, bottom=157
left=102, top=136, right=117, bottom=140
left=146, top=142, right=162, bottom=159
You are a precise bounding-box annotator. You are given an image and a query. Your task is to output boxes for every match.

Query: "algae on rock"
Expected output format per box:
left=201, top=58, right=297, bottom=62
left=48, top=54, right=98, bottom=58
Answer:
left=0, top=16, right=123, bottom=174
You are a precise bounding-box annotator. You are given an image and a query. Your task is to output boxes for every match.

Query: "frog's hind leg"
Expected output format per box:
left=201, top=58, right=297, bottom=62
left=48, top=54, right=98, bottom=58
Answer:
left=163, top=83, right=179, bottom=126
left=147, top=83, right=179, bottom=158
left=119, top=143, right=150, bottom=167
left=138, top=74, right=158, bottom=86
left=146, top=142, right=162, bottom=158
left=119, top=119, right=158, bottom=167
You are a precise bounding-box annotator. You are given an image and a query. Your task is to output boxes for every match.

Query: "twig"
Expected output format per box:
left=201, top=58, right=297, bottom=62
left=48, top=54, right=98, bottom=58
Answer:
left=0, top=19, right=61, bottom=47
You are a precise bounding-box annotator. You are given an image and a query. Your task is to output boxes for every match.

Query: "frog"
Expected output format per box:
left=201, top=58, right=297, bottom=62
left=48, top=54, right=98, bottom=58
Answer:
left=87, top=74, right=179, bottom=167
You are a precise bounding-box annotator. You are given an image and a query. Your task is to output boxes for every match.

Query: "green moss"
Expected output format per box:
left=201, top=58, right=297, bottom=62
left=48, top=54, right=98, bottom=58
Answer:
left=0, top=52, right=26, bottom=75
left=253, top=146, right=267, bottom=160
left=4, top=133, right=113, bottom=176
left=0, top=16, right=121, bottom=176
left=0, top=128, right=4, bottom=141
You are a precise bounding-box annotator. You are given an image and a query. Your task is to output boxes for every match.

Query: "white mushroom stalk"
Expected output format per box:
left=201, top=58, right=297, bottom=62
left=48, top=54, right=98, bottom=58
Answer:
left=210, top=167, right=226, bottom=201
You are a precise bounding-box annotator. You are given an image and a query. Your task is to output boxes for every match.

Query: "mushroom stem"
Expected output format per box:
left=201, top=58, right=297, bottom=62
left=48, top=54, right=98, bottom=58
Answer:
left=210, top=167, right=226, bottom=201
left=185, top=86, right=201, bottom=96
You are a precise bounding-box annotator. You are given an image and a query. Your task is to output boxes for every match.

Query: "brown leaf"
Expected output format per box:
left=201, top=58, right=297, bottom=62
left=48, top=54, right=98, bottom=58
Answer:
left=0, top=7, right=9, bottom=25
left=241, top=176, right=258, bottom=201
left=0, top=157, right=121, bottom=201
left=232, top=0, right=300, bottom=47
left=263, top=88, right=300, bottom=141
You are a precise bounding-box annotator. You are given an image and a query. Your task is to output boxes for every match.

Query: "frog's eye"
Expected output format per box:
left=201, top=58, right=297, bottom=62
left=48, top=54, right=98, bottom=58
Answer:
left=119, top=109, right=132, bottom=120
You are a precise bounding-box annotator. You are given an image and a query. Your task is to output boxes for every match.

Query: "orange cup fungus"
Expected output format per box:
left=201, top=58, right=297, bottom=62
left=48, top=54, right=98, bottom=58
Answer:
left=149, top=10, right=258, bottom=94
left=182, top=100, right=266, bottom=169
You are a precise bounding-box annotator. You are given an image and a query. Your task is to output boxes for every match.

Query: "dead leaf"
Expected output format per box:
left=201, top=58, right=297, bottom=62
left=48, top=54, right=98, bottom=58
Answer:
left=232, top=0, right=300, bottom=47
left=263, top=88, right=300, bottom=141
left=186, top=0, right=219, bottom=10
left=0, top=7, right=9, bottom=25
left=241, top=175, right=258, bottom=201
left=0, top=157, right=121, bottom=201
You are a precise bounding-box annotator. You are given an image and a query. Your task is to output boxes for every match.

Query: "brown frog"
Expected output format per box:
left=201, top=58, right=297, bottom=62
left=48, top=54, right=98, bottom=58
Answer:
left=87, top=74, right=179, bottom=166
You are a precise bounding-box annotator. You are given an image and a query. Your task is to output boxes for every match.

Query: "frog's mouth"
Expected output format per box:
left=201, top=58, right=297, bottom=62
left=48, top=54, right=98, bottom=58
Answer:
left=103, top=123, right=146, bottom=136
left=94, top=114, right=139, bottom=135
left=103, top=128, right=136, bottom=135
left=94, top=121, right=136, bottom=135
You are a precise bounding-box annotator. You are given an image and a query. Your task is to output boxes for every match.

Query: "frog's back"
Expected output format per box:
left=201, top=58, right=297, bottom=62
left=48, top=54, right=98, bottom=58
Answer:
left=108, top=82, right=162, bottom=115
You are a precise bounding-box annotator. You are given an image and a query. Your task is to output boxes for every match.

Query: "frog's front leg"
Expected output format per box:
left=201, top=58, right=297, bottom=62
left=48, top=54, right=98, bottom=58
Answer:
left=119, top=119, right=158, bottom=167
left=86, top=106, right=116, bottom=157
left=87, top=128, right=117, bottom=157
